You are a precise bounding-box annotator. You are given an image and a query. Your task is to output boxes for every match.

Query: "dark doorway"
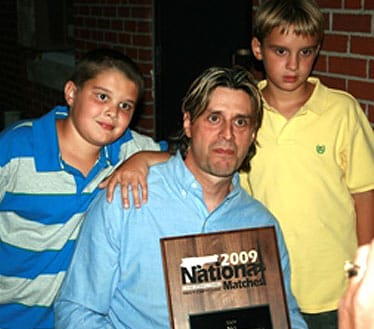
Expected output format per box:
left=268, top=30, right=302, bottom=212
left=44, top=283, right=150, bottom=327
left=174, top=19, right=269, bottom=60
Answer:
left=153, top=1, right=252, bottom=141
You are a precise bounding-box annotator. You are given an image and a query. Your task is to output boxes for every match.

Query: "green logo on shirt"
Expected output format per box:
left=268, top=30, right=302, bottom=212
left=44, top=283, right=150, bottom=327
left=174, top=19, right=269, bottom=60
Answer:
left=316, top=144, right=326, bottom=154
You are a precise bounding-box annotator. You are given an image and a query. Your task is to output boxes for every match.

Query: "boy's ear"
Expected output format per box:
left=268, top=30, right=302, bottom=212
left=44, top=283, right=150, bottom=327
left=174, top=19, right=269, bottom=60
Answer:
left=64, top=81, right=77, bottom=106
left=183, top=112, right=192, bottom=138
left=251, top=37, right=263, bottom=60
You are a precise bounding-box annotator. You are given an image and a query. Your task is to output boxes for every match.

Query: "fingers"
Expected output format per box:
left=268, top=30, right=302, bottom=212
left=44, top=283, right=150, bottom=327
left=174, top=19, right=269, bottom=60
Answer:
left=139, top=175, right=148, bottom=205
left=121, top=183, right=130, bottom=209
left=349, top=243, right=371, bottom=284
left=121, top=180, right=148, bottom=209
left=353, top=241, right=374, bottom=304
left=352, top=242, right=374, bottom=329
left=125, top=184, right=139, bottom=209
left=339, top=240, right=374, bottom=329
left=104, top=176, right=120, bottom=203
left=100, top=162, right=150, bottom=208
left=361, top=240, right=374, bottom=282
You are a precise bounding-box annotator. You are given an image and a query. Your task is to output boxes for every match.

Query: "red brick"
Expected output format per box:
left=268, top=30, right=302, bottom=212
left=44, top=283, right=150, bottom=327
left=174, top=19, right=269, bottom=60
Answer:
left=351, top=36, right=374, bottom=56
left=368, top=104, right=374, bottom=124
left=104, top=31, right=118, bottom=43
left=138, top=48, right=152, bottom=61
left=76, top=28, right=90, bottom=39
left=91, top=30, right=104, bottom=42
left=133, top=35, right=152, bottom=47
left=76, top=5, right=89, bottom=15
left=314, top=54, right=327, bottom=71
left=84, top=17, right=97, bottom=28
left=124, top=21, right=136, bottom=32
left=132, top=7, right=152, bottom=19
left=111, top=19, right=123, bottom=30
left=142, top=62, right=153, bottom=72
left=345, top=0, right=362, bottom=9
left=137, top=21, right=152, bottom=33
left=91, top=6, right=102, bottom=16
left=125, top=48, right=138, bottom=59
left=103, top=6, right=116, bottom=16
left=118, top=33, right=131, bottom=45
left=322, top=34, right=348, bottom=52
left=135, top=116, right=155, bottom=131
left=118, top=7, right=130, bottom=17
left=97, top=18, right=111, bottom=29
left=129, top=0, right=151, bottom=4
left=318, top=76, right=346, bottom=90
left=370, top=60, right=374, bottom=79
left=317, top=0, right=341, bottom=8
left=333, top=13, right=371, bottom=33
left=364, top=0, right=374, bottom=10
left=328, top=56, right=367, bottom=77
left=140, top=103, right=156, bottom=116
left=322, top=13, right=330, bottom=30
left=348, top=80, right=374, bottom=102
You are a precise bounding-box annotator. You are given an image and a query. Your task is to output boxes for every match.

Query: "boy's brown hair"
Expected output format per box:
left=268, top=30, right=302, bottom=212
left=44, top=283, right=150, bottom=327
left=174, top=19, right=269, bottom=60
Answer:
left=70, top=48, right=145, bottom=102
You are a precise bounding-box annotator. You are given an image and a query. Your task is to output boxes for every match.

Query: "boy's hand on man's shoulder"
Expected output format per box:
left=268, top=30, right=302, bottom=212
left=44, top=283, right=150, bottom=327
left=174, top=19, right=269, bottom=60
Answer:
left=99, top=153, right=149, bottom=209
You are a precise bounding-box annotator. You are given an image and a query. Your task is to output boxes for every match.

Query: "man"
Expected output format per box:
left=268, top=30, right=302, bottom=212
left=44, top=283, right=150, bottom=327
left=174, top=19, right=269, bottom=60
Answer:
left=54, top=66, right=306, bottom=329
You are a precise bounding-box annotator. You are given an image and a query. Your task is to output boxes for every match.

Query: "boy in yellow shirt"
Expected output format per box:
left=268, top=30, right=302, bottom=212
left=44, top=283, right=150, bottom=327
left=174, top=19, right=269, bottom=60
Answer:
left=239, top=0, right=374, bottom=328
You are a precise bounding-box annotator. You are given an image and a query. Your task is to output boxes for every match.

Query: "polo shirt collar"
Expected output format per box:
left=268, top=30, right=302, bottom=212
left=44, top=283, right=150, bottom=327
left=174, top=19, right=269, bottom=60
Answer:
left=258, top=77, right=327, bottom=116
left=33, top=106, right=67, bottom=171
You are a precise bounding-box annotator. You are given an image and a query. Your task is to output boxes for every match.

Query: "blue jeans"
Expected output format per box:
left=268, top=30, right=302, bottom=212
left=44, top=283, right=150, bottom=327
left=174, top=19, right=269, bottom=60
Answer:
left=301, top=310, right=338, bottom=329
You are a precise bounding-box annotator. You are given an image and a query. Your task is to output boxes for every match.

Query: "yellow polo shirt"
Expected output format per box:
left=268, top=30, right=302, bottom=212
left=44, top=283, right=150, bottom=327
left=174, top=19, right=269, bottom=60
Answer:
left=241, top=77, right=374, bottom=313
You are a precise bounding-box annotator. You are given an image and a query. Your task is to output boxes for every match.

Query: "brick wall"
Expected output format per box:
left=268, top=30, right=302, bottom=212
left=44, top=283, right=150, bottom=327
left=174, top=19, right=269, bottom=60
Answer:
left=315, top=0, right=374, bottom=124
left=74, top=0, right=155, bottom=136
left=0, top=0, right=373, bottom=134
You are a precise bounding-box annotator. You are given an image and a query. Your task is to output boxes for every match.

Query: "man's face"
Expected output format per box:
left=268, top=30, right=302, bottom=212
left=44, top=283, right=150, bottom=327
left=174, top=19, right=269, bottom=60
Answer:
left=184, top=86, right=255, bottom=181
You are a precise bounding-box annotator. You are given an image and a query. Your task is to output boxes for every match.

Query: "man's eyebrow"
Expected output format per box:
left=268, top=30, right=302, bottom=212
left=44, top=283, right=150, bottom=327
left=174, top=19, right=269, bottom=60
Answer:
left=207, top=109, right=254, bottom=119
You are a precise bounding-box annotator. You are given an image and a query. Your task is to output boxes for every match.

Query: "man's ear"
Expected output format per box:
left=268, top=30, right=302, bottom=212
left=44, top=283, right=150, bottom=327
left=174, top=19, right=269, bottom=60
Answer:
left=250, top=130, right=256, bottom=144
left=64, top=81, right=77, bottom=106
left=251, top=37, right=263, bottom=61
left=183, top=112, right=192, bottom=138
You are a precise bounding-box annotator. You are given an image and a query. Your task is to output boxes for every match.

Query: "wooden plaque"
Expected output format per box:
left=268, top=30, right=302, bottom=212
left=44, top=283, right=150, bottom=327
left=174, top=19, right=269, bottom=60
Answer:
left=160, top=227, right=290, bottom=329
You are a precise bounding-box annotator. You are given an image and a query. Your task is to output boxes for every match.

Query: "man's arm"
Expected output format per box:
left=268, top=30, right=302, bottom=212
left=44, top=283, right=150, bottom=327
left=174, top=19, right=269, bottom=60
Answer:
left=353, top=190, right=374, bottom=245
left=54, top=191, right=123, bottom=328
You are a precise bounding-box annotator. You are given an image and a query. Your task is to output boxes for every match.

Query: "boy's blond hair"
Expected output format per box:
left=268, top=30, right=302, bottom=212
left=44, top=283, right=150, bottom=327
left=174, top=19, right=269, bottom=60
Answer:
left=254, top=0, right=324, bottom=43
